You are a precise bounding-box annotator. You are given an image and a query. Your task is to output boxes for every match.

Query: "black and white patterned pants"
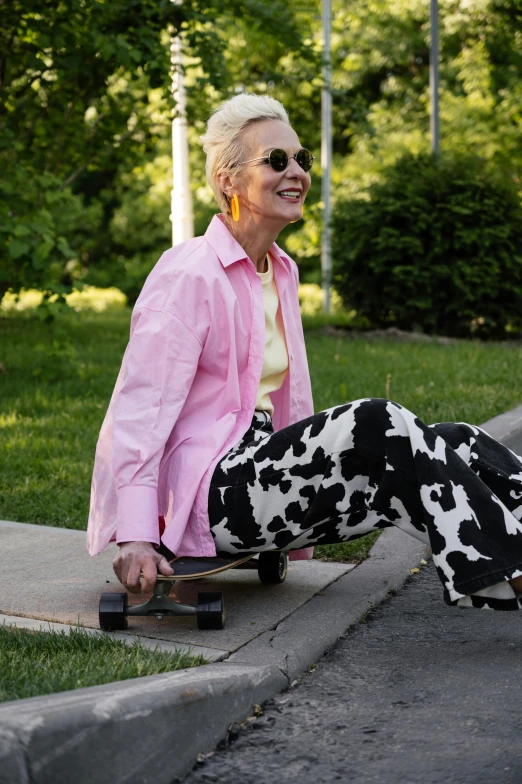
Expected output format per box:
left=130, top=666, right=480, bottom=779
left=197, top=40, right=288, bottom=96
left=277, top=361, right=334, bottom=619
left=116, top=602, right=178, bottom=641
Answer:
left=208, top=399, right=522, bottom=610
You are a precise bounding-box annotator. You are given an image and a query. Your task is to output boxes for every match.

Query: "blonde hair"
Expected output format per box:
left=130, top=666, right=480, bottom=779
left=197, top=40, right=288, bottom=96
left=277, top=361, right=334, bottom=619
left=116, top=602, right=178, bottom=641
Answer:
left=200, top=93, right=289, bottom=214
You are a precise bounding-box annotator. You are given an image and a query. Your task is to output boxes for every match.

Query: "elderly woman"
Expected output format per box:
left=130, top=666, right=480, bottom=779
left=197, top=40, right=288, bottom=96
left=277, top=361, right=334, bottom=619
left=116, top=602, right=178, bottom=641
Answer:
left=88, top=93, right=522, bottom=611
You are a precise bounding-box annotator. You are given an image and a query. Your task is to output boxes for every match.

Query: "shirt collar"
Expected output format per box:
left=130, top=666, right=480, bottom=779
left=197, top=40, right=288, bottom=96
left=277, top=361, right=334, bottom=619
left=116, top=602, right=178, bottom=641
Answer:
left=204, top=214, right=292, bottom=274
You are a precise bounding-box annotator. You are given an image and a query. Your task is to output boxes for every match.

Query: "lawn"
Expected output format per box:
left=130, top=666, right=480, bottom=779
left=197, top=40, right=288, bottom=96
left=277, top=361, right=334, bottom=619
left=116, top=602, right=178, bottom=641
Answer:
left=0, top=624, right=206, bottom=703
left=2, top=308, right=522, bottom=562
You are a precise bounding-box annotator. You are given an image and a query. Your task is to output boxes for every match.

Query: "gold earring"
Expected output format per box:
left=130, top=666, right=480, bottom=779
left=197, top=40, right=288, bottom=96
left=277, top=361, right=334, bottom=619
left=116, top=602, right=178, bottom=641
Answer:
left=230, top=194, right=240, bottom=222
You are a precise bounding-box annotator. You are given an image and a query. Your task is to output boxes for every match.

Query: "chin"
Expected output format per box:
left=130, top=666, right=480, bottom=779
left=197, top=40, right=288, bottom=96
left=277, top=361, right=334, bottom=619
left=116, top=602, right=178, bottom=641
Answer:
left=267, top=208, right=302, bottom=228
left=278, top=209, right=301, bottom=223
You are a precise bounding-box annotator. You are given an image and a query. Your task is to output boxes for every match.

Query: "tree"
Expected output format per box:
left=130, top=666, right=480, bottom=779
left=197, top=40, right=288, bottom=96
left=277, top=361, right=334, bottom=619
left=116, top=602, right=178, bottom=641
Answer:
left=0, top=0, right=311, bottom=299
left=289, top=0, right=522, bottom=283
left=80, top=1, right=321, bottom=301
left=4, top=0, right=521, bottom=303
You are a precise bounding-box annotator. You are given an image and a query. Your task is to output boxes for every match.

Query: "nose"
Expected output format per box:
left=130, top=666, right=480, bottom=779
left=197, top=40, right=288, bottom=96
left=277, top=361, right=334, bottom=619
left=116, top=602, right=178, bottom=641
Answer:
left=285, top=157, right=307, bottom=179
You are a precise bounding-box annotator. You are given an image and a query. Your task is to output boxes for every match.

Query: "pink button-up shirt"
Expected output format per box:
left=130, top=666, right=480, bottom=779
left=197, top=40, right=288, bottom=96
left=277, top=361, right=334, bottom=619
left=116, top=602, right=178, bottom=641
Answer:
left=87, top=215, right=314, bottom=559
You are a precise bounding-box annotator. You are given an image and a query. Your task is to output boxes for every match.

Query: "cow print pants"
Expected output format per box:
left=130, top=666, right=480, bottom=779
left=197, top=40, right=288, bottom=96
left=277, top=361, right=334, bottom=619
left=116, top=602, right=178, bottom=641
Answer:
left=208, top=399, right=522, bottom=610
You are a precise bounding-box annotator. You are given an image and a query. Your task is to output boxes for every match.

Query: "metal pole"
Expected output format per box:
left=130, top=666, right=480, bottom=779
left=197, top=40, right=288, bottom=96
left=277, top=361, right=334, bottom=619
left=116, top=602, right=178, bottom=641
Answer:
left=429, top=0, right=440, bottom=155
left=321, top=0, right=332, bottom=313
left=170, top=29, right=194, bottom=245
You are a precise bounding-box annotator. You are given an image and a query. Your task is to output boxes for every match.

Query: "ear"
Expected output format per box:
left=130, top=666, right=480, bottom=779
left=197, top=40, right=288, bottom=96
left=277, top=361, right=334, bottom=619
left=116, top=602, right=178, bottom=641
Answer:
left=217, top=170, right=234, bottom=198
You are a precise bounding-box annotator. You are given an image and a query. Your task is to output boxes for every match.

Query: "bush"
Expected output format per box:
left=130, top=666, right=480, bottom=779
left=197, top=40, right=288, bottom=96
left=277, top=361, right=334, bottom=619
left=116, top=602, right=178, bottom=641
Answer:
left=332, top=153, right=522, bottom=338
left=0, top=155, right=102, bottom=302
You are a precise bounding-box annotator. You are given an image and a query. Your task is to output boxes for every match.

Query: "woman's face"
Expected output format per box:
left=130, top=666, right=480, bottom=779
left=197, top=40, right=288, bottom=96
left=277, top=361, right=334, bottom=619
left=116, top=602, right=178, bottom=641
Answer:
left=230, top=119, right=312, bottom=228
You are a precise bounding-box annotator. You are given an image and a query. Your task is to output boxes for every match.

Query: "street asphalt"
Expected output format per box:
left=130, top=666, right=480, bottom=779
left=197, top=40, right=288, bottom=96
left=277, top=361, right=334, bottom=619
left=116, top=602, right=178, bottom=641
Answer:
left=182, top=560, right=522, bottom=784
left=181, top=421, right=522, bottom=784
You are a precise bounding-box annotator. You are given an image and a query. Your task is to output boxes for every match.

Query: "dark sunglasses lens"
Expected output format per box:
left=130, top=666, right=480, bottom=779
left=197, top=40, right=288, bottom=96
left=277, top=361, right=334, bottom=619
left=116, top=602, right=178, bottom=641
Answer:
left=296, top=149, right=313, bottom=172
left=269, top=149, right=289, bottom=171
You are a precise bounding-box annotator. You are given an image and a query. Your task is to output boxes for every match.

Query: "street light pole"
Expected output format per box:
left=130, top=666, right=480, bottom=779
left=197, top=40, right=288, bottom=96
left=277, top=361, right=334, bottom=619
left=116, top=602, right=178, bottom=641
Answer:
left=429, top=0, right=440, bottom=155
left=170, top=27, right=194, bottom=246
left=321, top=0, right=332, bottom=313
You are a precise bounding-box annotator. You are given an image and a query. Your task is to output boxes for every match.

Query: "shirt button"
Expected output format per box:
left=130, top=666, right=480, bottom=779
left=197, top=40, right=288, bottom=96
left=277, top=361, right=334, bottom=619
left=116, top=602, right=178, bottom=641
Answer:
left=293, top=397, right=298, bottom=404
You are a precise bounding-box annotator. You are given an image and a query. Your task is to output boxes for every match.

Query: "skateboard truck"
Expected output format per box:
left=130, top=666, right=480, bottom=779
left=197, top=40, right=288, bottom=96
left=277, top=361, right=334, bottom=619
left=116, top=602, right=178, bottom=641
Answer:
left=99, top=551, right=288, bottom=632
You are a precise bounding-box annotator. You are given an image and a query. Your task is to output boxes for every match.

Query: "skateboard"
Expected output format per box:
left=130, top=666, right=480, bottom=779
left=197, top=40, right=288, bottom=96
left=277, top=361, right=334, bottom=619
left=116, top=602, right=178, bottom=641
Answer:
left=99, top=551, right=288, bottom=632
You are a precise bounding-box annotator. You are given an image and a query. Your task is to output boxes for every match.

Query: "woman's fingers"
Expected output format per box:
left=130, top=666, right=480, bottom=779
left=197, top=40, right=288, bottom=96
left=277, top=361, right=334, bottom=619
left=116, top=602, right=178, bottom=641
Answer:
left=113, top=541, right=162, bottom=593
left=112, top=543, right=175, bottom=593
left=157, top=555, right=174, bottom=576
left=141, top=558, right=159, bottom=594
left=140, top=555, right=173, bottom=592
left=112, top=556, right=122, bottom=583
left=112, top=550, right=125, bottom=584
left=125, top=560, right=144, bottom=593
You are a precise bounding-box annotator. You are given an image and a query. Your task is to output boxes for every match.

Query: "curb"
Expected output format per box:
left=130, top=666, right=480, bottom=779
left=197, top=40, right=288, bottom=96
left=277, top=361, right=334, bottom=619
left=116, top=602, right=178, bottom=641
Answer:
left=0, top=404, right=518, bottom=784
left=0, top=663, right=287, bottom=784
left=227, top=528, right=428, bottom=681
left=0, top=528, right=427, bottom=784
left=479, top=403, right=522, bottom=449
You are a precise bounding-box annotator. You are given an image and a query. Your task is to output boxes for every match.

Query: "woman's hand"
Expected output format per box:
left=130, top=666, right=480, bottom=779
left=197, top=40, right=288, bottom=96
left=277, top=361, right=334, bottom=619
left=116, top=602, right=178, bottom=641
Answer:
left=112, top=541, right=174, bottom=593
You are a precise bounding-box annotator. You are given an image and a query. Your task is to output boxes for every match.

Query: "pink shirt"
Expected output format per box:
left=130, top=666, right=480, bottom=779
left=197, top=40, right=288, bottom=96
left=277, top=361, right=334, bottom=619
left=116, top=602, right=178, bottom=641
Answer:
left=87, top=215, right=314, bottom=560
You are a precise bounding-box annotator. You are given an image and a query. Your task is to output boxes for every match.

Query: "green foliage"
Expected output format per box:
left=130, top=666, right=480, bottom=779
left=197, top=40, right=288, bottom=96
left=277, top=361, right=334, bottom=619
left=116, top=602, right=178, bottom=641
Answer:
left=3, top=0, right=522, bottom=302
left=332, top=153, right=522, bottom=338
left=0, top=0, right=311, bottom=300
left=0, top=0, right=178, bottom=299
left=288, top=0, right=522, bottom=278
left=0, top=152, right=102, bottom=297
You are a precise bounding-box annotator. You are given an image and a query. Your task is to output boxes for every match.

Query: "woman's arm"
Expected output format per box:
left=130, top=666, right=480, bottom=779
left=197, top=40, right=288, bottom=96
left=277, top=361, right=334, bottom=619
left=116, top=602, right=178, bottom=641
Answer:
left=110, top=306, right=203, bottom=588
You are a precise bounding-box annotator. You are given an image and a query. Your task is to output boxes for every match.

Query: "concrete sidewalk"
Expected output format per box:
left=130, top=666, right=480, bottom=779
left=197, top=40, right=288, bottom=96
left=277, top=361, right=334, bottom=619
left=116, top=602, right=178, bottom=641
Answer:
left=0, top=404, right=521, bottom=784
left=0, top=520, right=355, bottom=662
left=0, top=523, right=427, bottom=784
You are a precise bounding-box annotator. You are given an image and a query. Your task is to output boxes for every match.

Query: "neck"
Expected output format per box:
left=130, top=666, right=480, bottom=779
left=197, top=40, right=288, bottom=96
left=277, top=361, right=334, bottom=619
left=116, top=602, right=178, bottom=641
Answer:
left=224, top=214, right=279, bottom=273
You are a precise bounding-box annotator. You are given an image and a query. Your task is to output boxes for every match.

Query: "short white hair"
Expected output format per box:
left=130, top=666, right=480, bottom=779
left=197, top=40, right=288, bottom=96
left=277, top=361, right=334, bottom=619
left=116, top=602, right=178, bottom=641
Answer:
left=200, top=93, right=290, bottom=214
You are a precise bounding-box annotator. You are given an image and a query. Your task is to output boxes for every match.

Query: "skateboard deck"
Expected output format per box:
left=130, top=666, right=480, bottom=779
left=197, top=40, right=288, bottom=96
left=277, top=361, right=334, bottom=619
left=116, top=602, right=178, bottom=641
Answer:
left=155, top=554, right=254, bottom=581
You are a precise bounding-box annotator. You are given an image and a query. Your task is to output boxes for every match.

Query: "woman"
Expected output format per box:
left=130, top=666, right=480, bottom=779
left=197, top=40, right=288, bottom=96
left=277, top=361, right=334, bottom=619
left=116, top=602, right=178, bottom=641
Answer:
left=87, top=93, right=522, bottom=610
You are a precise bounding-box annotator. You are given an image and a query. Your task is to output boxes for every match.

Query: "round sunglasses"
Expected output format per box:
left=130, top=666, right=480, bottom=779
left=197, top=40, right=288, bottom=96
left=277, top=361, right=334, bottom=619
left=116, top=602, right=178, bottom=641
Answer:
left=240, top=148, right=315, bottom=173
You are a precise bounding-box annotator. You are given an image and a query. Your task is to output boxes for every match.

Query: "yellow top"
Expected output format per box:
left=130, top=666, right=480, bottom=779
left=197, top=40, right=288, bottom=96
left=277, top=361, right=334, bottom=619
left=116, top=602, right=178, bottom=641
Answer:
left=255, top=254, right=289, bottom=416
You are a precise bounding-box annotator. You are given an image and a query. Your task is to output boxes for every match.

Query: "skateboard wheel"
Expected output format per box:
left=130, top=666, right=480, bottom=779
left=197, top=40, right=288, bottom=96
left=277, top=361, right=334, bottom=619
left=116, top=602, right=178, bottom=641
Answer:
left=257, top=552, right=288, bottom=584
left=196, top=591, right=225, bottom=630
left=99, top=592, right=128, bottom=631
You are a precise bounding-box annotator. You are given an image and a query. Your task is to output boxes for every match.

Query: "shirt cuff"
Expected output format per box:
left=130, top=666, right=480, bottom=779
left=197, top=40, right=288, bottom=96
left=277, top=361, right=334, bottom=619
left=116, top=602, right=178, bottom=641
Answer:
left=115, top=485, right=160, bottom=545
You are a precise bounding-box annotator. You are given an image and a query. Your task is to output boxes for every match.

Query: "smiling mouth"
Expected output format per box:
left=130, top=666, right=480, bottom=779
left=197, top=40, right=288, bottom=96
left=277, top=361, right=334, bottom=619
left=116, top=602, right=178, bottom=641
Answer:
left=277, top=190, right=302, bottom=201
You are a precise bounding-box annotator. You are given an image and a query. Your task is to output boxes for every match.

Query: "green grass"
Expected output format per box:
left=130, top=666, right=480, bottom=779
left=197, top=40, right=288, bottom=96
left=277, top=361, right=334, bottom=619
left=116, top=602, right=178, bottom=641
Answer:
left=0, top=625, right=207, bottom=703
left=313, top=531, right=381, bottom=564
left=306, top=329, right=522, bottom=425
left=2, top=310, right=522, bottom=564
left=0, top=311, right=129, bottom=528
